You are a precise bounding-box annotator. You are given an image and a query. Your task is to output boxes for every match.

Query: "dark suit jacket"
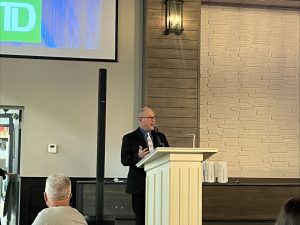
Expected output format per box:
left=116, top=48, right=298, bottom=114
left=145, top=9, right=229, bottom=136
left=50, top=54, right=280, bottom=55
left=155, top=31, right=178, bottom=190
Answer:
left=121, top=128, right=169, bottom=194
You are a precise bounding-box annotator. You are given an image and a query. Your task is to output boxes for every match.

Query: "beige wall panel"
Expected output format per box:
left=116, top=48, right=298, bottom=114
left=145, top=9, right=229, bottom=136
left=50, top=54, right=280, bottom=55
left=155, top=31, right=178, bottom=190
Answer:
left=184, top=1, right=202, bottom=10
left=148, top=78, right=198, bottom=88
left=182, top=20, right=201, bottom=31
left=147, top=48, right=198, bottom=59
left=148, top=30, right=198, bottom=40
left=153, top=107, right=198, bottom=118
left=148, top=97, right=197, bottom=108
left=144, top=0, right=201, bottom=147
left=147, top=39, right=198, bottom=49
left=148, top=19, right=164, bottom=29
left=148, top=18, right=199, bottom=31
left=184, top=11, right=202, bottom=20
left=148, top=9, right=164, bottom=19
left=167, top=137, right=197, bottom=147
left=147, top=68, right=197, bottom=79
left=147, top=1, right=165, bottom=9
left=147, top=58, right=198, bottom=69
left=162, top=127, right=198, bottom=137
left=159, top=117, right=197, bottom=128
left=148, top=88, right=197, bottom=98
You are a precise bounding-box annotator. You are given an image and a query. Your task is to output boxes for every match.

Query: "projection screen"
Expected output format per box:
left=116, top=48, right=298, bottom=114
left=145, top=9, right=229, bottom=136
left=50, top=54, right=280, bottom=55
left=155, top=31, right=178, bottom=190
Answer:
left=0, top=0, right=118, bottom=61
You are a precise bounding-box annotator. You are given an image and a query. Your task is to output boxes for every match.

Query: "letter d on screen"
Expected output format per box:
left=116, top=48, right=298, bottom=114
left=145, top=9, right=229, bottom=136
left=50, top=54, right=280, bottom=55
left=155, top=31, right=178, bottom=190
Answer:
left=0, top=0, right=42, bottom=42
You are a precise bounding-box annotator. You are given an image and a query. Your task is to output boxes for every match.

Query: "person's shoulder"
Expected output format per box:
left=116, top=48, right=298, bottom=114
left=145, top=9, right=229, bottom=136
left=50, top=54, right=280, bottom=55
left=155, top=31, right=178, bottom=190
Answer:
left=35, top=206, right=68, bottom=215
left=36, top=207, right=49, bottom=215
left=67, top=206, right=83, bottom=214
left=123, top=128, right=140, bottom=138
left=32, top=207, right=87, bottom=225
left=66, top=207, right=88, bottom=224
left=31, top=208, right=50, bottom=225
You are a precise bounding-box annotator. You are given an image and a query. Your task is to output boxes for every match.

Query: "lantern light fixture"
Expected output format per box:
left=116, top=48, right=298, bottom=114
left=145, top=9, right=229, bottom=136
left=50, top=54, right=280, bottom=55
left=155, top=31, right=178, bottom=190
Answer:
left=165, top=0, right=184, bottom=35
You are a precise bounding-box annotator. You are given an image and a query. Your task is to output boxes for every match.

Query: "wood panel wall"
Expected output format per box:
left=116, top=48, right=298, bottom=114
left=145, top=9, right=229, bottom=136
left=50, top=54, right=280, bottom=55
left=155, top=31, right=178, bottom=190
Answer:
left=143, top=0, right=201, bottom=147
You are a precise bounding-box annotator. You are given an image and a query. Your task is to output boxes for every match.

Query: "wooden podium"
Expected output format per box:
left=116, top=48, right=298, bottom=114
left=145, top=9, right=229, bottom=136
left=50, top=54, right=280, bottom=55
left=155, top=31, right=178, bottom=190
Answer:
left=136, top=147, right=218, bottom=225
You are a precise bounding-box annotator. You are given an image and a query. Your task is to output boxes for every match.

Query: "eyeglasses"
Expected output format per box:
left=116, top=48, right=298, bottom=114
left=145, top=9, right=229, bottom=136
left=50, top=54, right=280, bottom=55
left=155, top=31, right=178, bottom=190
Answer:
left=140, top=116, right=157, bottom=120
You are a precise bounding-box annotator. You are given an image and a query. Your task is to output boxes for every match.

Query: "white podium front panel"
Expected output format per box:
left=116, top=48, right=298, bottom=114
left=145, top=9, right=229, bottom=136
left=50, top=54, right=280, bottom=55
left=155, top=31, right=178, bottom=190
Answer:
left=137, top=148, right=218, bottom=225
left=170, top=158, right=203, bottom=225
left=146, top=162, right=169, bottom=225
left=145, top=153, right=204, bottom=225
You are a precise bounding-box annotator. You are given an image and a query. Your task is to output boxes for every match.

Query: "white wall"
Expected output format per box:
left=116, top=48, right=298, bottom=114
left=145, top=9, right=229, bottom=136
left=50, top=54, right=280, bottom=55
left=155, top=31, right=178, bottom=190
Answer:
left=0, top=0, right=143, bottom=178
left=200, top=5, right=300, bottom=178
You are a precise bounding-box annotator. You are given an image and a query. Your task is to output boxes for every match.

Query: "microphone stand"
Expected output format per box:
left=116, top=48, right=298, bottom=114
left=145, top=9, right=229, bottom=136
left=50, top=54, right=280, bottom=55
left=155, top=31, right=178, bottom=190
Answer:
left=154, top=126, right=164, bottom=147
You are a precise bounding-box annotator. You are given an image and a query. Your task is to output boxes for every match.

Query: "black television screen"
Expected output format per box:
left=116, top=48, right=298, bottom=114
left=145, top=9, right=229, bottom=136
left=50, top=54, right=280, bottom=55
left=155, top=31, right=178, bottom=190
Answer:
left=0, top=0, right=117, bottom=61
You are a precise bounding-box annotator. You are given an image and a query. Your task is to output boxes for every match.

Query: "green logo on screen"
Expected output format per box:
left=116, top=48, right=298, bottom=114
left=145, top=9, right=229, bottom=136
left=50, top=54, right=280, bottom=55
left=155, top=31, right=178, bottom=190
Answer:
left=0, top=0, right=42, bottom=42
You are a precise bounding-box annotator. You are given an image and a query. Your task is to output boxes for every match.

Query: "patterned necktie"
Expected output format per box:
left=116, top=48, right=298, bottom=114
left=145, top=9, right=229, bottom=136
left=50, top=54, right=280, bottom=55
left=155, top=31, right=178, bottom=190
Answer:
left=147, top=132, right=154, bottom=151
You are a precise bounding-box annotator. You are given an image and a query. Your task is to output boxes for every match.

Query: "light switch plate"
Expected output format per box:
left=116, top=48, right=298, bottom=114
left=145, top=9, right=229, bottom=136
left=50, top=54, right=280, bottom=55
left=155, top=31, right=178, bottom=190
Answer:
left=48, top=144, right=57, bottom=153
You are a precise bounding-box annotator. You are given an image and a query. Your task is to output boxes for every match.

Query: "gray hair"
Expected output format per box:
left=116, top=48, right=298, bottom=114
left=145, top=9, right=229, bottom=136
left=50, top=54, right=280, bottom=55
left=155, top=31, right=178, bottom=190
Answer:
left=138, top=106, right=151, bottom=118
left=45, top=174, right=71, bottom=201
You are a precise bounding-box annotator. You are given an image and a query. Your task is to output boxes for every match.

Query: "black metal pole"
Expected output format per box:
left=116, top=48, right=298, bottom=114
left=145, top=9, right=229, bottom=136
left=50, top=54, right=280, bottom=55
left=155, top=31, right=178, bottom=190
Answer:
left=96, top=69, right=107, bottom=224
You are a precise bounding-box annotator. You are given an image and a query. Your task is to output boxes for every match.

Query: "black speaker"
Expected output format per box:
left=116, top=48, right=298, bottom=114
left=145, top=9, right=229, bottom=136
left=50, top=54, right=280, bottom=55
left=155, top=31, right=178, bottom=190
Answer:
left=96, top=68, right=107, bottom=223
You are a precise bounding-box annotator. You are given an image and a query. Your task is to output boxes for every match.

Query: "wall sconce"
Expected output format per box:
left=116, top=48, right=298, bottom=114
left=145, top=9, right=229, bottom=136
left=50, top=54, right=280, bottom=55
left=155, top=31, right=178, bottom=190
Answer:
left=165, top=0, right=184, bottom=35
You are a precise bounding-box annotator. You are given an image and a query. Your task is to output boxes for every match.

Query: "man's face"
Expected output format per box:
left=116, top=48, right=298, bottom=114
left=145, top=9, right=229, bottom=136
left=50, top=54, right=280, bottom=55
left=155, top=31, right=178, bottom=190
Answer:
left=139, top=108, right=156, bottom=131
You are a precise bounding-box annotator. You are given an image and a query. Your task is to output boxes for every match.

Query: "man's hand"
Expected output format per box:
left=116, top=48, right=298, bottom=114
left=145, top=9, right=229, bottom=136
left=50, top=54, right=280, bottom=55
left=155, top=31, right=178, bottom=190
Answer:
left=138, top=145, right=150, bottom=159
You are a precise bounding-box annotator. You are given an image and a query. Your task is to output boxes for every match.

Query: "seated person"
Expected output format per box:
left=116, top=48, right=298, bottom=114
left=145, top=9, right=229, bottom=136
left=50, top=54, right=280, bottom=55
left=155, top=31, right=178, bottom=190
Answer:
left=32, top=174, right=87, bottom=225
left=0, top=168, right=7, bottom=179
left=275, top=197, right=300, bottom=225
left=0, top=168, right=7, bottom=225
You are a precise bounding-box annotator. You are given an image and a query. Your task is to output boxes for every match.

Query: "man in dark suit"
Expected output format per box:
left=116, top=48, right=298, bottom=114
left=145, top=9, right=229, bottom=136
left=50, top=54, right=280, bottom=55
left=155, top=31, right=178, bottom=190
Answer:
left=121, top=107, right=169, bottom=225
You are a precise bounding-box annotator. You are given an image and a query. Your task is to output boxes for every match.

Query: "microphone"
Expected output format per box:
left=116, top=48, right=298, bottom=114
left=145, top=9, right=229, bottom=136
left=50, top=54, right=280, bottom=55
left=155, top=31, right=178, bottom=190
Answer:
left=154, top=126, right=164, bottom=147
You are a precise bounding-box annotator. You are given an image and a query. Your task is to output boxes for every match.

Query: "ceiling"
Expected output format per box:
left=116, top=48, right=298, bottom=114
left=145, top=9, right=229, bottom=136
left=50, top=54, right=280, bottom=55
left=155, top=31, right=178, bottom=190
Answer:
left=201, top=0, right=300, bottom=9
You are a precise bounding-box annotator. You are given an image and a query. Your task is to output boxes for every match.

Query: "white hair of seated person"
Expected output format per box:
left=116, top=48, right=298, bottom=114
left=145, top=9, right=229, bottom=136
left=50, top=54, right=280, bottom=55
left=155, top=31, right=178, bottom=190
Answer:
left=44, top=174, right=71, bottom=204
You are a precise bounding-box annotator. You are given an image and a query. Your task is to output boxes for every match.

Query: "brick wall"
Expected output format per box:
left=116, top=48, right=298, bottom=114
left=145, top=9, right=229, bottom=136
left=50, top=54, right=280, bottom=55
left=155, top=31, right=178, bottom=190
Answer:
left=200, top=5, right=300, bottom=178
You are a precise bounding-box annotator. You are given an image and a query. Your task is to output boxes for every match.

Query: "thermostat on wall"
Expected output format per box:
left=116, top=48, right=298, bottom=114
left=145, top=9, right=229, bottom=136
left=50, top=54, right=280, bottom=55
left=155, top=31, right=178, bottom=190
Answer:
left=47, top=144, right=57, bottom=153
